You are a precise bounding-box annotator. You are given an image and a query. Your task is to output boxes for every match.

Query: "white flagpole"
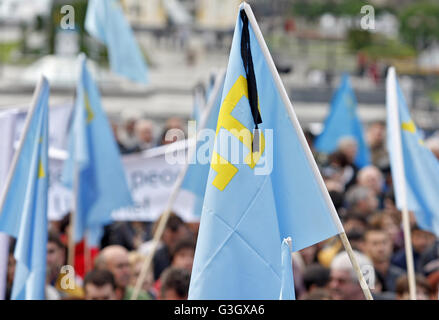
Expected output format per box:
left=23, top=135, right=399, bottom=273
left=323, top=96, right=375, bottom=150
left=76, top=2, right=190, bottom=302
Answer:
left=131, top=69, right=226, bottom=300
left=386, top=67, right=417, bottom=300
left=242, top=2, right=373, bottom=300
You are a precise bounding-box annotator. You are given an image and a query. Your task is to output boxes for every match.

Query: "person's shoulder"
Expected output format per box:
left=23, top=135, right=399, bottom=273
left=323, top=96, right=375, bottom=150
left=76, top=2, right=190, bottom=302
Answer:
left=391, top=249, right=406, bottom=262
left=124, top=286, right=153, bottom=300
left=389, top=264, right=405, bottom=277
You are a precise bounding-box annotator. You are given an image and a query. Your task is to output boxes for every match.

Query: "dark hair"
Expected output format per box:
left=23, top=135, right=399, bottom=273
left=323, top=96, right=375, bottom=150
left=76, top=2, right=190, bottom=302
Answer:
left=345, top=229, right=365, bottom=242
left=411, top=224, right=424, bottom=233
left=327, top=150, right=350, bottom=167
left=303, top=264, right=330, bottom=291
left=59, top=213, right=71, bottom=235
left=364, top=226, right=387, bottom=237
left=48, top=230, right=65, bottom=250
left=84, top=269, right=116, bottom=290
left=8, top=238, right=16, bottom=255
left=171, top=238, right=196, bottom=262
left=153, top=212, right=185, bottom=235
left=160, top=267, right=190, bottom=299
left=396, top=274, right=432, bottom=296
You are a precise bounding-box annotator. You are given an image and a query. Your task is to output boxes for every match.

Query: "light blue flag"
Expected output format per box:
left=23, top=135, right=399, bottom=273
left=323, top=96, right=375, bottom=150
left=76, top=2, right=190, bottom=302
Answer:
left=279, top=238, right=295, bottom=300
left=0, top=77, right=49, bottom=300
left=181, top=73, right=225, bottom=217
left=314, top=74, right=371, bottom=168
left=188, top=6, right=342, bottom=300
left=386, top=67, right=439, bottom=236
left=62, top=54, right=133, bottom=246
left=85, top=0, right=148, bottom=84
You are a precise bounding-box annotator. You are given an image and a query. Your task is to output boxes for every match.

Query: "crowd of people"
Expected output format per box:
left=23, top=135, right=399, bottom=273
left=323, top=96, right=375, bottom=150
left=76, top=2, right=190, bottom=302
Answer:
left=5, top=115, right=439, bottom=300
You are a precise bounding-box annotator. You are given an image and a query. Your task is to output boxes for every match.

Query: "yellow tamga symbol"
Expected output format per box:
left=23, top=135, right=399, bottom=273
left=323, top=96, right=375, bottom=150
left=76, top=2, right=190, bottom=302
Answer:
left=211, top=76, right=265, bottom=191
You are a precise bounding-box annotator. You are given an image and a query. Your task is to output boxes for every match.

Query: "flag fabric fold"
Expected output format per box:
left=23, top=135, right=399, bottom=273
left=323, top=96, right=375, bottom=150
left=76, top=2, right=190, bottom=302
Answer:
left=62, top=54, right=133, bottom=245
left=85, top=0, right=148, bottom=84
left=188, top=5, right=342, bottom=300
left=0, top=77, right=50, bottom=300
left=279, top=238, right=295, bottom=300
left=386, top=67, right=439, bottom=236
left=314, top=74, right=371, bottom=168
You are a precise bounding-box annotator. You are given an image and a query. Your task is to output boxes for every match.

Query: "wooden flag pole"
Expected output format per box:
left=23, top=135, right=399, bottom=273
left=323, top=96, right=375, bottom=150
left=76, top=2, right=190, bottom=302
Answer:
left=84, top=233, right=92, bottom=274
left=242, top=2, right=373, bottom=300
left=67, top=164, right=79, bottom=268
left=130, top=69, right=226, bottom=300
left=386, top=67, right=417, bottom=300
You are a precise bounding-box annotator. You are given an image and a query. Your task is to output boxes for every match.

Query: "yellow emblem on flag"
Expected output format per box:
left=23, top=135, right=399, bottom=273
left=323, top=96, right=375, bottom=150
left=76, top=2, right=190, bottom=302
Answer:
left=402, top=120, right=416, bottom=133
left=84, top=93, right=95, bottom=124
left=211, top=75, right=265, bottom=191
left=402, top=120, right=426, bottom=146
left=38, top=160, right=45, bottom=179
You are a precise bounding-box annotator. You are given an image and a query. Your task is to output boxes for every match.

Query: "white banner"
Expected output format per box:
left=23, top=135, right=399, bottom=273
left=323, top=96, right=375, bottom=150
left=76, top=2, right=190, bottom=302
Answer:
left=113, top=144, right=197, bottom=222
left=13, top=102, right=73, bottom=151
left=0, top=110, right=17, bottom=300
left=48, top=143, right=198, bottom=223
left=1, top=106, right=198, bottom=224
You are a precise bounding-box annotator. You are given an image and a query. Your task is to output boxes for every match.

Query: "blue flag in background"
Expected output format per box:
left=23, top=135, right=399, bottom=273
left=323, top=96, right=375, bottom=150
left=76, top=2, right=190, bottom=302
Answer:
left=387, top=68, right=439, bottom=236
left=62, top=55, right=133, bottom=246
left=85, top=0, right=148, bottom=84
left=188, top=6, right=342, bottom=300
left=314, top=74, right=370, bottom=168
left=0, top=77, right=49, bottom=299
left=181, top=72, right=225, bottom=216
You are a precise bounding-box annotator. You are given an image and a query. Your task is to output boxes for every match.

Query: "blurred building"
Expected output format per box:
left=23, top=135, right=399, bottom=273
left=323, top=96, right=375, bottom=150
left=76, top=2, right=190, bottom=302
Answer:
left=124, top=0, right=167, bottom=28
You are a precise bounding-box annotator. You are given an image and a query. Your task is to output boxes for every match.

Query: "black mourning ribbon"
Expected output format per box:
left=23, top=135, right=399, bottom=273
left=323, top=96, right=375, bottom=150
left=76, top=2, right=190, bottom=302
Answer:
left=240, top=10, right=262, bottom=152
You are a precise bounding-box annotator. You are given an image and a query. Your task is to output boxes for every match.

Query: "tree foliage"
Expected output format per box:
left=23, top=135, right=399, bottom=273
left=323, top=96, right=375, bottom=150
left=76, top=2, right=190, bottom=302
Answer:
left=399, top=1, right=439, bottom=50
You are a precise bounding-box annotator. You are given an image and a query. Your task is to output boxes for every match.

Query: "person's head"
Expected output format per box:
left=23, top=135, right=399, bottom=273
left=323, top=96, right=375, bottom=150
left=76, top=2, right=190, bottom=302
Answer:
left=7, top=239, right=16, bottom=287
left=364, top=227, right=393, bottom=264
left=329, top=250, right=374, bottom=300
left=160, top=117, right=186, bottom=145
left=299, top=244, right=319, bottom=266
left=154, top=213, right=188, bottom=251
left=128, top=252, right=154, bottom=293
left=135, top=119, right=154, bottom=144
left=337, top=137, right=358, bottom=164
left=367, top=121, right=385, bottom=148
left=110, top=121, right=120, bottom=142
left=159, top=267, right=191, bottom=300
left=342, top=212, right=368, bottom=234
left=165, top=117, right=184, bottom=132
left=345, top=229, right=366, bottom=253
left=170, top=238, right=195, bottom=272
left=302, top=288, right=332, bottom=300
left=425, top=137, right=439, bottom=160
left=369, top=212, right=401, bottom=246
left=303, top=263, right=330, bottom=293
left=327, top=150, right=350, bottom=168
left=84, top=269, right=117, bottom=300
left=47, top=231, right=66, bottom=281
left=125, top=118, right=137, bottom=135
left=357, top=166, right=384, bottom=195
left=411, top=226, right=435, bottom=255
left=345, top=185, right=378, bottom=217
left=95, top=245, right=131, bottom=289
left=396, top=274, right=432, bottom=300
